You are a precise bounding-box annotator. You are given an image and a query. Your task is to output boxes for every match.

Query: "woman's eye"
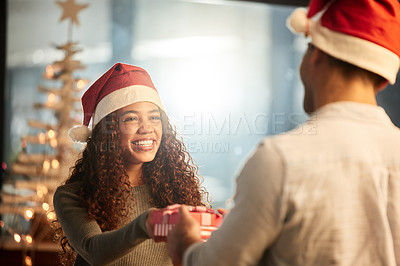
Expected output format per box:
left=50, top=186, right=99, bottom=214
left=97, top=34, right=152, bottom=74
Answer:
left=151, top=115, right=161, bottom=120
left=123, top=116, right=138, bottom=122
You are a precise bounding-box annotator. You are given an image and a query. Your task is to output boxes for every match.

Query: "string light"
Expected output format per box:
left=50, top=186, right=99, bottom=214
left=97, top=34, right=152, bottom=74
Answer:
left=51, top=159, right=60, bottom=169
left=10, top=2, right=91, bottom=250
left=76, top=79, right=87, bottom=90
left=42, top=160, right=51, bottom=174
left=38, top=132, right=46, bottom=144
left=47, top=93, right=56, bottom=106
left=50, top=138, right=58, bottom=148
left=14, top=233, right=21, bottom=243
left=25, top=235, right=33, bottom=244
left=45, top=65, right=55, bottom=78
left=24, top=209, right=34, bottom=221
left=37, top=185, right=49, bottom=198
left=46, top=212, right=56, bottom=221
left=42, top=202, right=50, bottom=211
left=37, top=190, right=44, bottom=198
left=48, top=129, right=58, bottom=148
left=47, top=129, right=56, bottom=138
left=9, top=2, right=90, bottom=253
left=25, top=255, right=33, bottom=266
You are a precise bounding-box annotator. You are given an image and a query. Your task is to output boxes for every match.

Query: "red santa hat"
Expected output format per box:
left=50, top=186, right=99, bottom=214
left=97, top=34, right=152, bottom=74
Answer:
left=69, top=63, right=165, bottom=142
left=287, top=0, right=400, bottom=84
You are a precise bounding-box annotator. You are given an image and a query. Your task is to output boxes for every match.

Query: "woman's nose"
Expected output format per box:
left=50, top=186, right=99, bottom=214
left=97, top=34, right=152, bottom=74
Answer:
left=137, top=121, right=154, bottom=134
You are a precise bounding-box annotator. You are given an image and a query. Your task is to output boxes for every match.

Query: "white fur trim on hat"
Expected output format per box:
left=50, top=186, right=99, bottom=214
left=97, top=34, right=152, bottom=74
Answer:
left=68, top=125, right=92, bottom=142
left=311, top=19, right=400, bottom=84
left=93, top=85, right=165, bottom=127
left=286, top=8, right=310, bottom=35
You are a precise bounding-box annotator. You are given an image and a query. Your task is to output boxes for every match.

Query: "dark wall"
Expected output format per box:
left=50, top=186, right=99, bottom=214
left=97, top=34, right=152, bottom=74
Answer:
left=246, top=0, right=400, bottom=128
left=377, top=74, right=400, bottom=128
left=1, top=0, right=6, bottom=188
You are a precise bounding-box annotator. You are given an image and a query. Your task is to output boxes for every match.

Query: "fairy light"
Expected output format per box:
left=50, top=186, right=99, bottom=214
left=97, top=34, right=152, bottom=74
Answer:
left=38, top=132, right=46, bottom=144
left=51, top=159, right=60, bottom=169
left=45, top=65, right=54, bottom=78
left=37, top=185, right=49, bottom=198
left=42, top=160, right=51, bottom=174
left=47, top=129, right=55, bottom=139
left=47, top=93, right=56, bottom=106
left=42, top=202, right=50, bottom=211
left=14, top=233, right=21, bottom=243
left=38, top=185, right=48, bottom=194
left=25, top=255, right=33, bottom=266
left=76, top=79, right=87, bottom=90
left=37, top=190, right=44, bottom=198
left=46, top=212, right=56, bottom=220
left=25, top=235, right=33, bottom=244
left=50, top=138, right=58, bottom=148
left=24, top=209, right=34, bottom=221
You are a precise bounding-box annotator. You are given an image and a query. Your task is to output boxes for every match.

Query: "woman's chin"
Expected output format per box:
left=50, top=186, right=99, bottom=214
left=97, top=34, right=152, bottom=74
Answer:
left=124, top=152, right=157, bottom=165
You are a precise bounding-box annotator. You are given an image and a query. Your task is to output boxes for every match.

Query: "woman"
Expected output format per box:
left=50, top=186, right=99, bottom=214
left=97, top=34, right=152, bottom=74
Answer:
left=53, top=63, right=208, bottom=265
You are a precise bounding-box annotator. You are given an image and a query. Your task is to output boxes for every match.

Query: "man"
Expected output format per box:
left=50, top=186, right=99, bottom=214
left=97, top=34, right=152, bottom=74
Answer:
left=164, top=0, right=400, bottom=265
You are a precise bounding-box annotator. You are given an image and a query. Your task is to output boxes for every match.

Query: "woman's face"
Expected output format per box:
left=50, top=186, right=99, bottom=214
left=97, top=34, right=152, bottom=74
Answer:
left=118, top=102, right=163, bottom=166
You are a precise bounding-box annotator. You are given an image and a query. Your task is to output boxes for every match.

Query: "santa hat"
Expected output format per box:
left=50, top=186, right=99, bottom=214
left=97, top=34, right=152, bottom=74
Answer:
left=69, top=63, right=165, bottom=142
left=287, top=0, right=400, bottom=84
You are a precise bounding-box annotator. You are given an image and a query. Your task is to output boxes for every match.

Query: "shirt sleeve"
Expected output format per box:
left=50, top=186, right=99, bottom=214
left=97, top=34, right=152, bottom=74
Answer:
left=53, top=184, right=150, bottom=265
left=183, top=139, right=287, bottom=266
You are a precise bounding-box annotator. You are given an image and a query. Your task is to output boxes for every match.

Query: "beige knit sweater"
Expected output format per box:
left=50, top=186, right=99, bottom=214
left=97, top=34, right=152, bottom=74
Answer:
left=53, top=181, right=172, bottom=266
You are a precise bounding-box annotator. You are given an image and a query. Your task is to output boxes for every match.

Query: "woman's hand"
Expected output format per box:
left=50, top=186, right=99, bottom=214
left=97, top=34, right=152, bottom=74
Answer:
left=145, top=208, right=158, bottom=239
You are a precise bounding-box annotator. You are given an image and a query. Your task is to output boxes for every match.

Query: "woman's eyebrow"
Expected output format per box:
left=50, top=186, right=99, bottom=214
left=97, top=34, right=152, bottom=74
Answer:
left=120, top=109, right=160, bottom=117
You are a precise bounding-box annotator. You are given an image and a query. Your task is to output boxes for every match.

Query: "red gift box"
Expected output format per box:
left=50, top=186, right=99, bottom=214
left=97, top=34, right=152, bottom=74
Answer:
left=152, top=204, right=223, bottom=242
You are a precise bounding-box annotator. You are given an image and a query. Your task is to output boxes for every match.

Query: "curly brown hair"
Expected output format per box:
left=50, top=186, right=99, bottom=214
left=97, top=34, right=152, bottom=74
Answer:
left=54, top=108, right=208, bottom=265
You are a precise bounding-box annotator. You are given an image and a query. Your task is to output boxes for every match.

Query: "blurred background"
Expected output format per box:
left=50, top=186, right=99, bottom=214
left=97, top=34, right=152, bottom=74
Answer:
left=1, top=0, right=399, bottom=264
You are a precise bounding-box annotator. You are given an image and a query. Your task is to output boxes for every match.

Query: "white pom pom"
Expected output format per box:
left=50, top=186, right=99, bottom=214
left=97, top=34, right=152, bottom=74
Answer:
left=68, top=125, right=91, bottom=142
left=286, top=8, right=309, bottom=34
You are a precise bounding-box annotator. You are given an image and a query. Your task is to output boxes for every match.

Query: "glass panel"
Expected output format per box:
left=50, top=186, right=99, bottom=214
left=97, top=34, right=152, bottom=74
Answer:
left=129, top=1, right=307, bottom=206
left=3, top=0, right=306, bottom=245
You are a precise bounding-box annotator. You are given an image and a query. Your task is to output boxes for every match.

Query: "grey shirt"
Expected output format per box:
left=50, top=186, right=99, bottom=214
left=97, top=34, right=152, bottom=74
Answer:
left=184, top=102, right=400, bottom=266
left=53, top=182, right=172, bottom=266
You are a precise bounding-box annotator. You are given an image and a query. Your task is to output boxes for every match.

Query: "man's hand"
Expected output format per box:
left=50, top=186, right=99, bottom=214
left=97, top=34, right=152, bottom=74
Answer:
left=217, top=208, right=230, bottom=217
left=167, top=205, right=203, bottom=266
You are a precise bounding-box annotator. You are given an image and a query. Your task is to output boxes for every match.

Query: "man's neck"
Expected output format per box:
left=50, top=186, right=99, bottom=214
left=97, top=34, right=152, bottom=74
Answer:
left=314, top=73, right=378, bottom=110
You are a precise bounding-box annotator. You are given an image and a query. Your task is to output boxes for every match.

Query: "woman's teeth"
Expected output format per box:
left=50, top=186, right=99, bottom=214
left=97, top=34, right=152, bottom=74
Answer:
left=133, top=140, right=154, bottom=146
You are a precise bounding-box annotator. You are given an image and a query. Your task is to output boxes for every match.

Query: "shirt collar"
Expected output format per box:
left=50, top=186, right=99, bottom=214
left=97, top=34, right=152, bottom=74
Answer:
left=312, top=101, right=393, bottom=125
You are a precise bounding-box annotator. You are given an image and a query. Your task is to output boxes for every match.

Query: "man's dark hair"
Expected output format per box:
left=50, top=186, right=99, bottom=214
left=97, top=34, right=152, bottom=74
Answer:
left=325, top=53, right=387, bottom=89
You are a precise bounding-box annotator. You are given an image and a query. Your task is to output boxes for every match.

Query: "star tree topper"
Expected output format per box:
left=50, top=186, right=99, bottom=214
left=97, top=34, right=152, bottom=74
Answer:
left=56, top=0, right=89, bottom=26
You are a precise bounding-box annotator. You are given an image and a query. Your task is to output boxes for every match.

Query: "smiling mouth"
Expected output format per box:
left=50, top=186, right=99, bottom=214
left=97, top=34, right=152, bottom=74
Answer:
left=132, top=140, right=155, bottom=147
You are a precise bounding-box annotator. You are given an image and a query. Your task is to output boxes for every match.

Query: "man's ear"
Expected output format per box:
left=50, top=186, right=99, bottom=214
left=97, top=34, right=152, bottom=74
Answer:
left=376, top=80, right=389, bottom=92
left=309, top=46, right=324, bottom=66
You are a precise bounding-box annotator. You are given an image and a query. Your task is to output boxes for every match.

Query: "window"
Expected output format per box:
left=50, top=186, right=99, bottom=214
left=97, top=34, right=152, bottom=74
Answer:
left=4, top=0, right=305, bottom=214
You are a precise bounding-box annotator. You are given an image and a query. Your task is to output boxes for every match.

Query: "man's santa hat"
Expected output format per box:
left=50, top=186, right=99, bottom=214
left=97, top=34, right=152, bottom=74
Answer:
left=69, top=63, right=165, bottom=142
left=287, top=0, right=400, bottom=84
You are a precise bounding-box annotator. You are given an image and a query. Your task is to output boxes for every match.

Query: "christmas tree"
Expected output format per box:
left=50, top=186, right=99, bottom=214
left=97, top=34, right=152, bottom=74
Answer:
left=1, top=0, right=89, bottom=264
